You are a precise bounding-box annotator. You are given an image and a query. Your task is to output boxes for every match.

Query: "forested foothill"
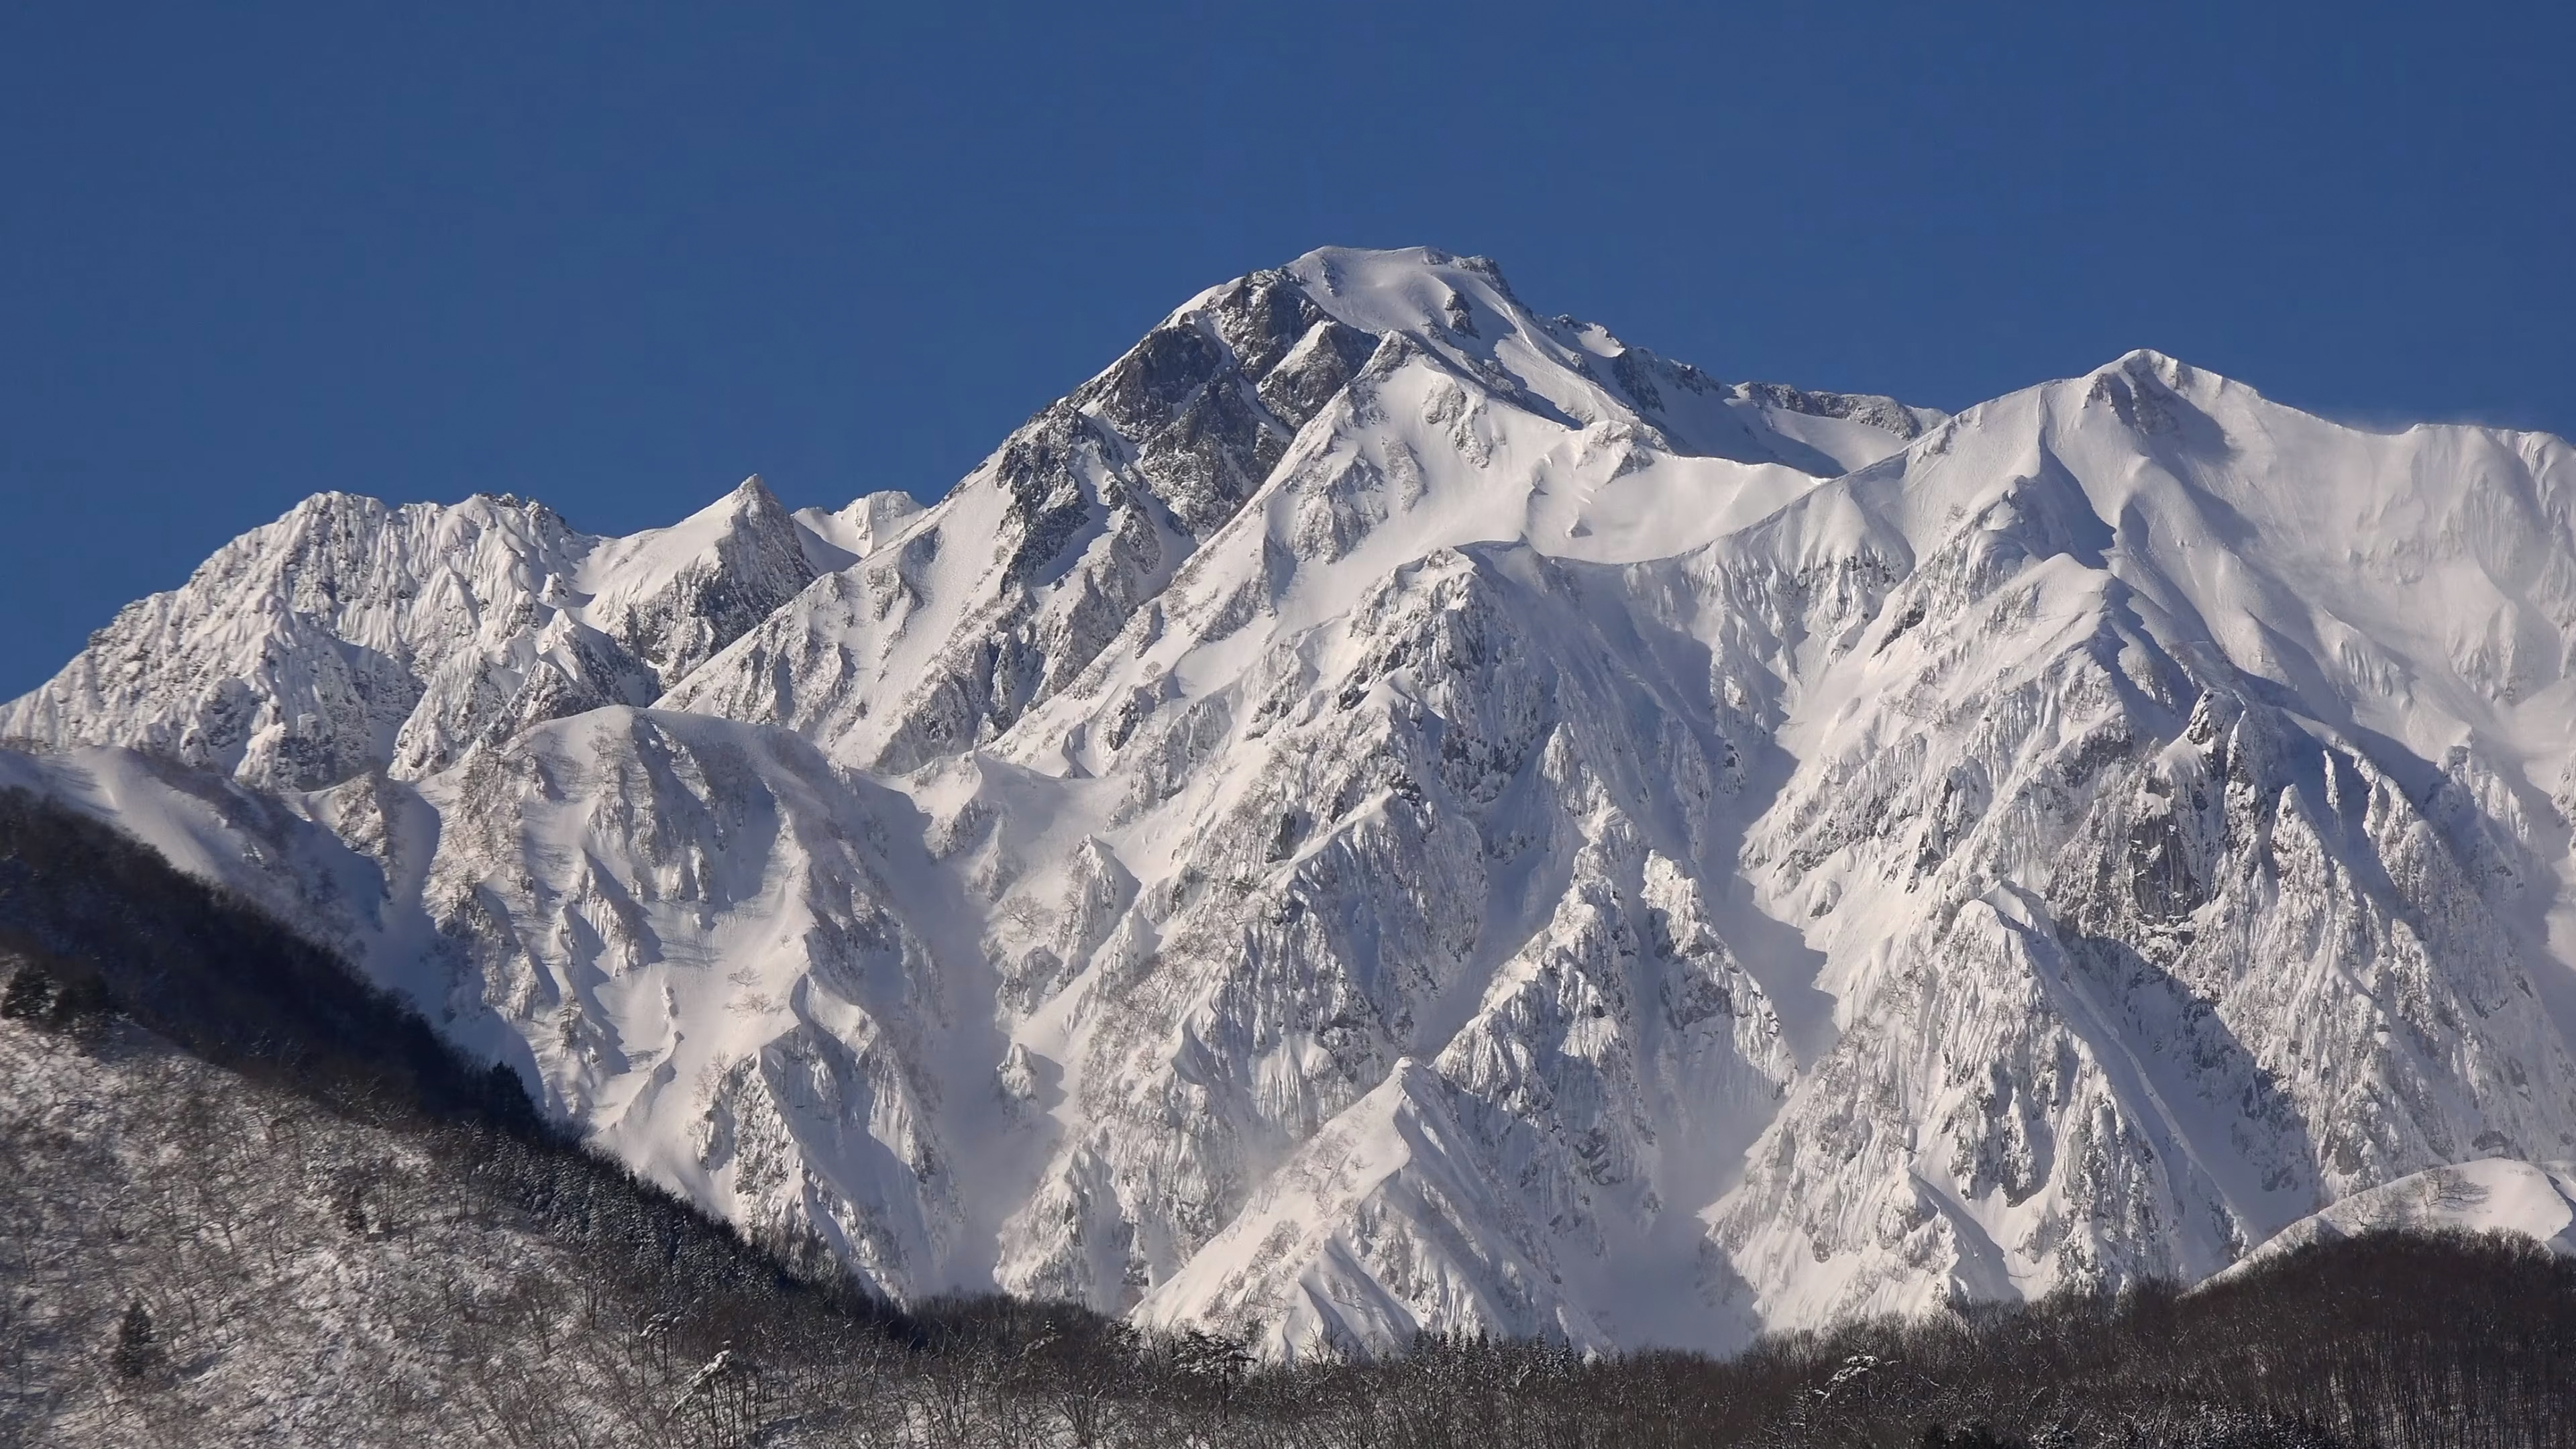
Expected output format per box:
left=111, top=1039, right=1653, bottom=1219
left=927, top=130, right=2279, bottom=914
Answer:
left=3, top=788, right=2570, bottom=1448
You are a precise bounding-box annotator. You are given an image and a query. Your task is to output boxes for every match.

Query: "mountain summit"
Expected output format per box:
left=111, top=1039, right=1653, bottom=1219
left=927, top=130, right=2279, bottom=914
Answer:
left=9, top=246, right=2576, bottom=1357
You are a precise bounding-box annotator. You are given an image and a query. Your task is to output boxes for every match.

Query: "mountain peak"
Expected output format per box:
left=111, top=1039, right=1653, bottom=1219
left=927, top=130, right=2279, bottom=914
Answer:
left=2104, top=346, right=2185, bottom=372
left=2084, top=346, right=2227, bottom=400
left=1271, top=245, right=1525, bottom=345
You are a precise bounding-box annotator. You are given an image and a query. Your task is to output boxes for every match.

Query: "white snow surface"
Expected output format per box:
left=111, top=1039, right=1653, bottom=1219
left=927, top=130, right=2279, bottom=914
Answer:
left=2218, top=1158, right=2576, bottom=1274
left=10, top=247, right=2576, bottom=1358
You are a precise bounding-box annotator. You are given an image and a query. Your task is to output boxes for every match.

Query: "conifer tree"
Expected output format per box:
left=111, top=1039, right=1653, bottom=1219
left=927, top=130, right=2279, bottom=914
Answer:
left=111, top=1299, right=156, bottom=1380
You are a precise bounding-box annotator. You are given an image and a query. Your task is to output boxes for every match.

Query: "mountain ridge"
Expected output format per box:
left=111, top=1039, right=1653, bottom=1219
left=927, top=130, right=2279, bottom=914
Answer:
left=9, top=245, right=2576, bottom=1359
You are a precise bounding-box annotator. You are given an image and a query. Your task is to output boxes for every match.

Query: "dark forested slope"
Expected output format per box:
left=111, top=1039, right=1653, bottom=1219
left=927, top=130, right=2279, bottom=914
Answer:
left=3, top=788, right=2573, bottom=1448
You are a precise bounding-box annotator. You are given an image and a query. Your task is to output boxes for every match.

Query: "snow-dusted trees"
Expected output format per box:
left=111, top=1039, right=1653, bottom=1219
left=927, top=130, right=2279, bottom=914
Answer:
left=10, top=1013, right=2572, bottom=1449
left=7, top=786, right=2575, bottom=1448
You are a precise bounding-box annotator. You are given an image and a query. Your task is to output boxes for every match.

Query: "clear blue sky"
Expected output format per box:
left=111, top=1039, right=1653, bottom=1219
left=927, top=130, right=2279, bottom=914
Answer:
left=4, top=3, right=2569, bottom=697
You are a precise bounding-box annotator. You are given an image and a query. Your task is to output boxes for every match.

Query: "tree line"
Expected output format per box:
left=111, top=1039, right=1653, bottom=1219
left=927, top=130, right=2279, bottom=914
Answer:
left=3, top=784, right=2572, bottom=1447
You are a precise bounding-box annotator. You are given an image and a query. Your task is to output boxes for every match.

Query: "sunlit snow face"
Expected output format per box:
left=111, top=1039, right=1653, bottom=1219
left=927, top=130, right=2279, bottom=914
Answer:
left=13, top=248, right=2576, bottom=1357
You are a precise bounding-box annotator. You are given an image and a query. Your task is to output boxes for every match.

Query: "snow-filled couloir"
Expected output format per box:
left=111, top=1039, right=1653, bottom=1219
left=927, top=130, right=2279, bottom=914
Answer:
left=10, top=247, right=2576, bottom=1358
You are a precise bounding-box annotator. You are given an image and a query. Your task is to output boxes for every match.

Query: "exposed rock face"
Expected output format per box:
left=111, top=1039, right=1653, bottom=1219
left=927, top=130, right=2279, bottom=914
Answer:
left=14, top=251, right=2576, bottom=1360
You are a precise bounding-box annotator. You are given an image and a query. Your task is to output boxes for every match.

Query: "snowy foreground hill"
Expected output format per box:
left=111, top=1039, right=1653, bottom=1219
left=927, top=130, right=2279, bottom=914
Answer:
left=11, top=246, right=2576, bottom=1358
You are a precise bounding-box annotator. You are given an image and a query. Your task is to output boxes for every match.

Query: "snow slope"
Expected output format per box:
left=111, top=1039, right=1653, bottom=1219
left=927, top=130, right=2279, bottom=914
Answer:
left=12, top=247, right=2576, bottom=1358
left=2218, top=1158, right=2576, bottom=1275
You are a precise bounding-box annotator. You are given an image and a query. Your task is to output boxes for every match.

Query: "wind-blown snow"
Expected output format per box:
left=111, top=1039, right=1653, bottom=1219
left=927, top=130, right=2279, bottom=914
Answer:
left=11, top=247, right=2576, bottom=1358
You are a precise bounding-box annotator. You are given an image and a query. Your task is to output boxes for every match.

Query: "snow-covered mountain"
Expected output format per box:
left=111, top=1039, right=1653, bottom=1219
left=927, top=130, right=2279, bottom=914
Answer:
left=11, top=245, right=2576, bottom=1358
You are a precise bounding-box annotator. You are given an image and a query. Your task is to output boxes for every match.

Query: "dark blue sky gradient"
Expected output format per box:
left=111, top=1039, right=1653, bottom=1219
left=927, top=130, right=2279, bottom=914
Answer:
left=3, top=2, right=2569, bottom=695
